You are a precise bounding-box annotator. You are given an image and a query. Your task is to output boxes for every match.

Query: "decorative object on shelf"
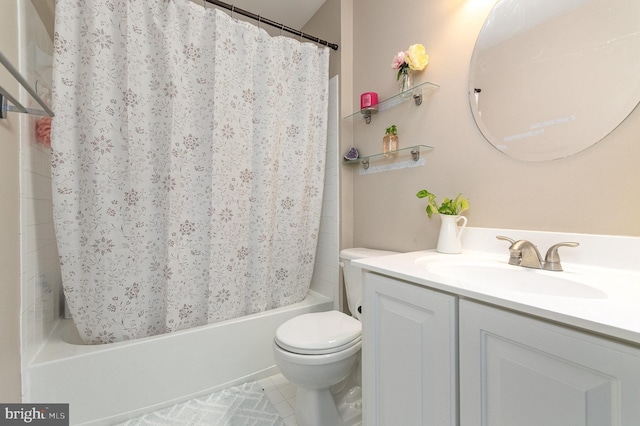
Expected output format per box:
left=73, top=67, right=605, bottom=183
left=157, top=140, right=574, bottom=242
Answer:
left=342, top=145, right=432, bottom=174
left=347, top=82, right=440, bottom=124
left=344, top=146, right=359, bottom=161
left=360, top=92, right=379, bottom=123
left=360, top=92, right=378, bottom=110
left=383, top=125, right=399, bottom=158
left=392, top=44, right=429, bottom=93
left=416, top=190, right=469, bottom=254
left=400, top=72, right=413, bottom=94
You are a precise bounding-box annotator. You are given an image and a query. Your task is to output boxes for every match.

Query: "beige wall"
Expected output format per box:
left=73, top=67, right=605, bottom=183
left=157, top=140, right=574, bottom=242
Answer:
left=0, top=0, right=23, bottom=403
left=31, top=0, right=55, bottom=41
left=302, top=0, right=342, bottom=79
left=347, top=0, right=640, bottom=253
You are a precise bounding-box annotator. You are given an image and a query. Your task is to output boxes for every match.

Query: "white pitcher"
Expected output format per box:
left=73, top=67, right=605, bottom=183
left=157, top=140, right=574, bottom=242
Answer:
left=436, top=215, right=467, bottom=254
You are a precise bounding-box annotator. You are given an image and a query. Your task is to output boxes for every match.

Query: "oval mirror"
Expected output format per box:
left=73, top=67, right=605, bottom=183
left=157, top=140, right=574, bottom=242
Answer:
left=469, top=0, right=640, bottom=161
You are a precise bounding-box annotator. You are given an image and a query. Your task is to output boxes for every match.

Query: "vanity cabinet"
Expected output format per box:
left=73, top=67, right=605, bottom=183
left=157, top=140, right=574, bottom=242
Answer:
left=361, top=271, right=640, bottom=425
left=459, top=300, right=640, bottom=426
left=361, top=272, right=457, bottom=426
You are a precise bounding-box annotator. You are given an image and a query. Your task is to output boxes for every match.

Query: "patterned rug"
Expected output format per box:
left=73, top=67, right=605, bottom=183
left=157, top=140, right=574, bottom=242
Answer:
left=118, top=381, right=285, bottom=426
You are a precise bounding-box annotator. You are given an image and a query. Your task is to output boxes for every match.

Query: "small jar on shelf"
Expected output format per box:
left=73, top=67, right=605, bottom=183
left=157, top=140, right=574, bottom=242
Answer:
left=383, top=125, right=399, bottom=158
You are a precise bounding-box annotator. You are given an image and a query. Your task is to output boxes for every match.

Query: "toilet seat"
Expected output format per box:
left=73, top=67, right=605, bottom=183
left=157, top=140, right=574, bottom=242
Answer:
left=275, top=311, right=362, bottom=355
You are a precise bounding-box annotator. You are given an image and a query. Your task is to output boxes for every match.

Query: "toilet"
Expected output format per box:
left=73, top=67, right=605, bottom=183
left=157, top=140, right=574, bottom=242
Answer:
left=273, top=248, right=397, bottom=426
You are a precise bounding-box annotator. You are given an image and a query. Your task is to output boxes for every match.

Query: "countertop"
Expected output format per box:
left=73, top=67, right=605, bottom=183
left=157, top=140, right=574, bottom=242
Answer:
left=352, top=228, right=640, bottom=346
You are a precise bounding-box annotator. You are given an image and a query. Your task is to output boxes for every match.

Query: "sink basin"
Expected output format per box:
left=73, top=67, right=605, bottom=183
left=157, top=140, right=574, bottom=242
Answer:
left=419, top=257, right=607, bottom=299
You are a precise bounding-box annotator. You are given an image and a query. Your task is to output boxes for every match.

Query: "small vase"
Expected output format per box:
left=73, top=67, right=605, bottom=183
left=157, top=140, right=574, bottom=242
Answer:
left=382, top=134, right=399, bottom=158
left=400, top=70, right=413, bottom=93
left=436, top=215, right=468, bottom=254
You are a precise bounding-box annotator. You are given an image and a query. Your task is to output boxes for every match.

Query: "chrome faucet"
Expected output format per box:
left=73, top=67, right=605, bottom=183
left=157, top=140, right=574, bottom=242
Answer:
left=496, top=236, right=579, bottom=271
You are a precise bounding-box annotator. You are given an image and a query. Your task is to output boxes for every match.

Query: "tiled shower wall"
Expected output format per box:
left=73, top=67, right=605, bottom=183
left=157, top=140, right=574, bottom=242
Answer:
left=310, top=76, right=340, bottom=307
left=19, top=0, right=62, bottom=373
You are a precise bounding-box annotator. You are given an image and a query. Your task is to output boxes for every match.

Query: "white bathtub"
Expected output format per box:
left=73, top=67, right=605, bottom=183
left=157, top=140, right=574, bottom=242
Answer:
left=28, top=291, right=333, bottom=425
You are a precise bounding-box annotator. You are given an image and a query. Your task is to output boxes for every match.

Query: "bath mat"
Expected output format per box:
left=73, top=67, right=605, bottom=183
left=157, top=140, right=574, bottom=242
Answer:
left=117, top=381, right=285, bottom=426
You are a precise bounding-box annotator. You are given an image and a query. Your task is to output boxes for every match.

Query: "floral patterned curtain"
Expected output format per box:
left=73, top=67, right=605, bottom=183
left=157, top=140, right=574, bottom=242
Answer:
left=51, top=0, right=329, bottom=344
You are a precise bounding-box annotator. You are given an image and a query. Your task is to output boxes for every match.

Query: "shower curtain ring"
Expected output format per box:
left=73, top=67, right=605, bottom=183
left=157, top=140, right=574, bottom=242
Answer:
left=231, top=5, right=235, bottom=18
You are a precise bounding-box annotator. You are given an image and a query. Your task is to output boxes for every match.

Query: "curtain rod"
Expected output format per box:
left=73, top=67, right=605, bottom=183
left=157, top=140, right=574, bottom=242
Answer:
left=203, top=0, right=339, bottom=51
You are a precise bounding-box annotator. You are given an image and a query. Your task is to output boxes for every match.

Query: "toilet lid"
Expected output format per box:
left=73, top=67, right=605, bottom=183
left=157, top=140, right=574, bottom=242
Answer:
left=275, top=311, right=362, bottom=355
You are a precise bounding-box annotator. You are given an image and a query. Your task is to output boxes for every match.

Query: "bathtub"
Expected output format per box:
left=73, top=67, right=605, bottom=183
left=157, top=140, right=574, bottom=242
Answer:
left=28, top=291, right=334, bottom=425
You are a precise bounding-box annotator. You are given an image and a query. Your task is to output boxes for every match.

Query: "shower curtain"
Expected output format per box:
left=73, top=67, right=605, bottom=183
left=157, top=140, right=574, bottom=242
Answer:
left=51, top=0, right=329, bottom=344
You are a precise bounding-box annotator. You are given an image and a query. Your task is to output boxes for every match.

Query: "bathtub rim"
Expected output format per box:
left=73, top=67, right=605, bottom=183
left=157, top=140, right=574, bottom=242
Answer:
left=32, top=290, right=333, bottom=365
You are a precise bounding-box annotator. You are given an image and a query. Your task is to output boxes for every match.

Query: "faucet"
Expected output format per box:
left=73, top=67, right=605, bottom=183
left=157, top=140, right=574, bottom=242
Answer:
left=510, top=239, right=544, bottom=269
left=496, top=236, right=579, bottom=271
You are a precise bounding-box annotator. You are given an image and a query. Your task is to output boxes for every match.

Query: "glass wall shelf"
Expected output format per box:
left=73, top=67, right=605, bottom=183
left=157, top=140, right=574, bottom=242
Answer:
left=342, top=145, right=434, bottom=170
left=345, top=82, right=439, bottom=124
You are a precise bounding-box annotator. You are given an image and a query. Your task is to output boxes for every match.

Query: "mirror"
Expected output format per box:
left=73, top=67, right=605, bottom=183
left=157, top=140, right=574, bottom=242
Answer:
left=469, top=0, right=640, bottom=161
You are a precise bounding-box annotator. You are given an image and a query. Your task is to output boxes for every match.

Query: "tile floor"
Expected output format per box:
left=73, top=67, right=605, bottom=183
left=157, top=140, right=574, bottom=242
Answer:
left=258, top=373, right=299, bottom=426
left=117, top=381, right=283, bottom=425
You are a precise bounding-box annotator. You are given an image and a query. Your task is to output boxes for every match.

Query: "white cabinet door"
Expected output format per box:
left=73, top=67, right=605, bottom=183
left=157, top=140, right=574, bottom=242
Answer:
left=362, top=272, right=457, bottom=426
left=460, top=300, right=640, bottom=426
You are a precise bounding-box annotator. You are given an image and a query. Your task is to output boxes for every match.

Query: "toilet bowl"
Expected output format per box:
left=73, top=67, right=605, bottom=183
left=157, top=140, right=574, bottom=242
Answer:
left=273, top=248, right=397, bottom=426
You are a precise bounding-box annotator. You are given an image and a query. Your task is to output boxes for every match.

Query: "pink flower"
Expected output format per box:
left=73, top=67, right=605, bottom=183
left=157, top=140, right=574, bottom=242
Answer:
left=391, top=51, right=406, bottom=70
left=36, top=116, right=52, bottom=148
left=392, top=43, right=430, bottom=81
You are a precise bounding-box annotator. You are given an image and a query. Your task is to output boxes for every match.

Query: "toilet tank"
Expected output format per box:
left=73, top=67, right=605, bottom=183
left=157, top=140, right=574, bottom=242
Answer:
left=340, top=248, right=398, bottom=320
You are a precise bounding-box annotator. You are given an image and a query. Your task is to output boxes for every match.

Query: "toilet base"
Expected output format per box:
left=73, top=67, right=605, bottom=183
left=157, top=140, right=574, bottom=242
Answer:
left=293, top=365, right=362, bottom=426
left=295, top=387, right=341, bottom=426
left=295, top=385, right=362, bottom=426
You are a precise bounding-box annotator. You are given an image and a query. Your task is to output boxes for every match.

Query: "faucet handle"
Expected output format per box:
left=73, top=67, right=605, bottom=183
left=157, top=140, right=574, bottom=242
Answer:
left=496, top=236, right=521, bottom=266
left=543, top=242, right=579, bottom=271
left=496, top=235, right=516, bottom=244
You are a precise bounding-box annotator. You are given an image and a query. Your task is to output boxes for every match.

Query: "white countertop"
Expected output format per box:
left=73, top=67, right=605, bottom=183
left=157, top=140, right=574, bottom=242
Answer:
left=353, top=228, right=640, bottom=346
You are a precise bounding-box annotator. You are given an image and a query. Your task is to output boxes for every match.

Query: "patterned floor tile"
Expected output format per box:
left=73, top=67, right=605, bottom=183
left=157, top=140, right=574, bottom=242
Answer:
left=118, top=382, right=284, bottom=426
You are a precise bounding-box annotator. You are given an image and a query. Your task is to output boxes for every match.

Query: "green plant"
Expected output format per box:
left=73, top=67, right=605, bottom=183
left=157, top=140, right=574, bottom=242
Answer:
left=416, top=189, right=469, bottom=218
left=385, top=125, right=398, bottom=135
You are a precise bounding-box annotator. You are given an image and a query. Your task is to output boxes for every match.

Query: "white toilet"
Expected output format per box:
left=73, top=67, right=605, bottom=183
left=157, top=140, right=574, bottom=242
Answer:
left=273, top=248, right=397, bottom=426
